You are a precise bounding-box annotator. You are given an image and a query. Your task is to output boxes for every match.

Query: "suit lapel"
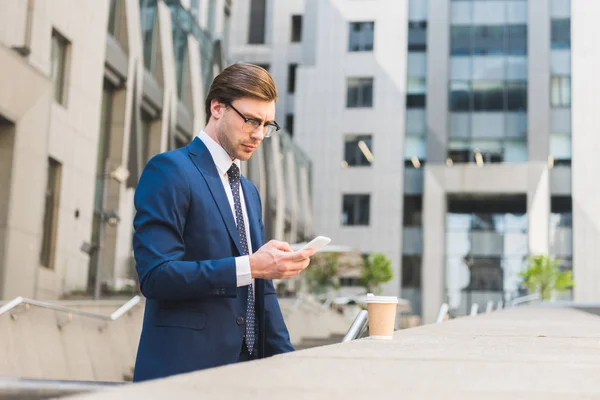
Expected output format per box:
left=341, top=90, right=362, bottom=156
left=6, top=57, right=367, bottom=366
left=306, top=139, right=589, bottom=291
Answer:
left=187, top=137, right=243, bottom=256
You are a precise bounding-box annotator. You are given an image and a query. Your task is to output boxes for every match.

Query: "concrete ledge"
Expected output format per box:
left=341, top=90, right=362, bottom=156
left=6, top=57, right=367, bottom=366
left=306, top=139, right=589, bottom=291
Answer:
left=77, top=306, right=600, bottom=399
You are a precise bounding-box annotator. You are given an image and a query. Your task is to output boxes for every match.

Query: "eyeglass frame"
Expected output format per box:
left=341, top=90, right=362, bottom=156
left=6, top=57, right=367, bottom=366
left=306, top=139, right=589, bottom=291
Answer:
left=225, top=102, right=281, bottom=138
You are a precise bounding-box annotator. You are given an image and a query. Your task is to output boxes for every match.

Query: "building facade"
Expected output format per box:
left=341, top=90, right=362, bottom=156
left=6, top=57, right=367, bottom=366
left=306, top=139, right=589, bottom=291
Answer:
left=232, top=0, right=600, bottom=323
left=0, top=0, right=312, bottom=300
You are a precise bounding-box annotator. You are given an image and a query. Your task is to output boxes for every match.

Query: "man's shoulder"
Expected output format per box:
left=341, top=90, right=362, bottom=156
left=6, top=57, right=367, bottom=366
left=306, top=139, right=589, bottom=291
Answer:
left=148, top=147, right=189, bottom=166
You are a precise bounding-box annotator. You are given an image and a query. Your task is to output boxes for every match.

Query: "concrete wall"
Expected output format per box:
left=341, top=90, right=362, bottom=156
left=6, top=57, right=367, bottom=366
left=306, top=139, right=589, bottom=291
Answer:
left=0, top=1, right=109, bottom=299
left=571, top=1, right=600, bottom=302
left=294, top=0, right=408, bottom=296
left=0, top=300, right=143, bottom=381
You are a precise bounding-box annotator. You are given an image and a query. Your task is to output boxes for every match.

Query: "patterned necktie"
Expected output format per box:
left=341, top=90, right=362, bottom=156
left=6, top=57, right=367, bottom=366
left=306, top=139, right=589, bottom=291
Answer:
left=227, top=163, right=257, bottom=354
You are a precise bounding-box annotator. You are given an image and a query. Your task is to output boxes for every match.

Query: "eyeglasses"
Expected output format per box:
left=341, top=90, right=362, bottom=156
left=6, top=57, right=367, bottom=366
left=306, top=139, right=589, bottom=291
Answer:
left=226, top=103, right=280, bottom=138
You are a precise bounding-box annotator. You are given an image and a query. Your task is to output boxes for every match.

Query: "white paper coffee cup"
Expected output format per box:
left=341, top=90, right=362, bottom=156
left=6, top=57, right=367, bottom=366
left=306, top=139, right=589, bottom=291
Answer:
left=366, top=293, right=398, bottom=339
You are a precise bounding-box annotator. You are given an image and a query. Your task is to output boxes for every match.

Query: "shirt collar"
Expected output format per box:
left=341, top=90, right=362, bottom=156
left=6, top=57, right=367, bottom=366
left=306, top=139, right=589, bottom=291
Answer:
left=198, top=130, right=241, bottom=176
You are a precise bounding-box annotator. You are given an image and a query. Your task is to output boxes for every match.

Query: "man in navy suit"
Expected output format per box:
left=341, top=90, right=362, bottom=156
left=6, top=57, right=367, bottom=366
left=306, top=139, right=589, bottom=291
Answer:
left=132, top=63, right=316, bottom=382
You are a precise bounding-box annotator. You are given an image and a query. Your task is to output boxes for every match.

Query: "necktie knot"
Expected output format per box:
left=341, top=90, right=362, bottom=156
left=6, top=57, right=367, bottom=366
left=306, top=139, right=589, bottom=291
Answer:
left=227, top=163, right=240, bottom=182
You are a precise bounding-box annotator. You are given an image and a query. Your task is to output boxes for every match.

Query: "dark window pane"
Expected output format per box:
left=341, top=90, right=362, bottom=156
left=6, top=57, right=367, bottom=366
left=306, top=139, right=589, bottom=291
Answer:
left=550, top=76, right=571, bottom=107
left=551, top=19, right=570, bottom=49
left=344, top=135, right=373, bottom=167
left=449, top=81, right=470, bottom=111
left=51, top=30, right=69, bottom=105
left=248, top=0, right=266, bottom=44
left=408, top=21, right=427, bottom=51
left=507, top=25, right=527, bottom=55
left=41, top=158, right=62, bottom=269
left=473, top=26, right=505, bottom=56
left=451, top=26, right=472, bottom=55
left=507, top=81, right=528, bottom=111
left=140, top=0, right=158, bottom=72
left=406, top=94, right=426, bottom=108
left=402, top=256, right=422, bottom=288
left=472, top=81, right=504, bottom=111
left=291, top=15, right=302, bottom=42
left=285, top=114, right=294, bottom=136
left=342, top=195, right=370, bottom=226
left=347, top=78, right=373, bottom=108
left=287, top=64, right=297, bottom=93
left=403, top=196, right=422, bottom=226
left=349, top=21, right=375, bottom=52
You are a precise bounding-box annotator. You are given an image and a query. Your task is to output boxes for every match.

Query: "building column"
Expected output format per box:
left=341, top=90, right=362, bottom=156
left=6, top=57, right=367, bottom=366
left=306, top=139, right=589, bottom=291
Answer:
left=425, top=0, right=450, bottom=163
left=571, top=0, right=600, bottom=302
left=527, top=164, right=550, bottom=256
left=422, top=167, right=446, bottom=324
left=527, top=0, right=551, bottom=162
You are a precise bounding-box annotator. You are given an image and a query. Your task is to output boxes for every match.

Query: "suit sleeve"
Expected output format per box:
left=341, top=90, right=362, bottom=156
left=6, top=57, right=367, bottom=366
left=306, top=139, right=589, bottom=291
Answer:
left=251, top=186, right=295, bottom=355
left=133, top=152, right=237, bottom=301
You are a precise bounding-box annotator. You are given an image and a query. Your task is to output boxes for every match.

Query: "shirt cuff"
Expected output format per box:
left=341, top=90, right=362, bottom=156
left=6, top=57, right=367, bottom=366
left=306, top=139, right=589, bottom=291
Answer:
left=235, top=256, right=252, bottom=287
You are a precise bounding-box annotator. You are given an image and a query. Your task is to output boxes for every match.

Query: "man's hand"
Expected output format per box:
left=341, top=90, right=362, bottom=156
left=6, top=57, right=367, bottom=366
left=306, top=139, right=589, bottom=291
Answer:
left=249, top=240, right=317, bottom=279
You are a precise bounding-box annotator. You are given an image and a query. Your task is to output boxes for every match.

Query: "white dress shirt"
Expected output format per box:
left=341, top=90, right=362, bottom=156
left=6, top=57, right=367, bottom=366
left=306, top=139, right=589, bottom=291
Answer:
left=198, top=131, right=254, bottom=288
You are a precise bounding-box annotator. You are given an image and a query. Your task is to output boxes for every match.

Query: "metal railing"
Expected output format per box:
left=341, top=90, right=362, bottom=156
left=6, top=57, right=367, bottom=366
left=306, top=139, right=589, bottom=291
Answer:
left=509, top=292, right=541, bottom=307
left=0, top=296, right=142, bottom=320
left=341, top=309, right=368, bottom=342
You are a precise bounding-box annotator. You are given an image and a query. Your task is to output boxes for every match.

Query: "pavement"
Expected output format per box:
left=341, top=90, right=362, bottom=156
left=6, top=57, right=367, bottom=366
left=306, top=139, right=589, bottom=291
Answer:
left=72, top=305, right=600, bottom=399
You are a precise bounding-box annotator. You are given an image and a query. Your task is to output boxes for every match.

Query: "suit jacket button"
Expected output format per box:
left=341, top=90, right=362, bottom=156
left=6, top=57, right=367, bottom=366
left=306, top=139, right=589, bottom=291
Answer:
left=236, top=316, right=245, bottom=325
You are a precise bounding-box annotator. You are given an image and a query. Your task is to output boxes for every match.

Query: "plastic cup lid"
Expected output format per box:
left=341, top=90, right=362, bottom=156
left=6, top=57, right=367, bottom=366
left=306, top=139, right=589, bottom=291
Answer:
left=366, top=293, right=399, bottom=304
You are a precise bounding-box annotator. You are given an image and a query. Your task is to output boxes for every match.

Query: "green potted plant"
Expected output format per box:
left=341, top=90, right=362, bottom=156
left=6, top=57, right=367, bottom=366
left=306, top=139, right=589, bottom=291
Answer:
left=519, top=255, right=574, bottom=300
left=359, top=253, right=393, bottom=294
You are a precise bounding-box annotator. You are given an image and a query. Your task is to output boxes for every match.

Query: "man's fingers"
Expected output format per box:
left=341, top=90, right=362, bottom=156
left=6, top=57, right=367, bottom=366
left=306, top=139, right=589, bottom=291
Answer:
left=284, top=248, right=316, bottom=262
left=270, top=240, right=292, bottom=252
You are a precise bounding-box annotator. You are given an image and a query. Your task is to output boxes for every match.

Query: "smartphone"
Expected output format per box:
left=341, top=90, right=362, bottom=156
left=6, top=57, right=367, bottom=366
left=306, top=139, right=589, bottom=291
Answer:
left=299, top=236, right=331, bottom=252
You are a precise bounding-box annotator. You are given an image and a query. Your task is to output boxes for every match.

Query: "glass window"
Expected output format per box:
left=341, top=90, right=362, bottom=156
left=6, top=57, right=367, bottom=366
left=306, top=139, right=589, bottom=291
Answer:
left=342, top=194, right=370, bottom=226
left=407, top=52, right=427, bottom=77
left=472, top=26, right=505, bottom=56
left=450, top=81, right=471, bottom=111
left=405, top=136, right=427, bottom=160
left=551, top=76, right=571, bottom=106
left=506, top=25, right=527, bottom=55
left=285, top=114, right=294, bottom=136
left=407, top=77, right=426, bottom=108
left=346, top=77, right=374, bottom=108
left=41, top=158, right=62, bottom=269
left=108, top=0, right=120, bottom=36
left=349, top=22, right=375, bottom=52
left=403, top=196, right=422, bottom=227
left=402, top=256, right=422, bottom=288
left=248, top=0, right=266, bottom=44
left=472, top=81, right=504, bottom=111
left=344, top=135, right=373, bottom=167
left=408, top=21, right=427, bottom=51
left=550, top=133, right=571, bottom=160
left=287, top=64, right=297, bottom=93
left=451, top=26, right=472, bottom=55
left=551, top=49, right=571, bottom=75
left=506, top=81, right=527, bottom=111
left=291, top=15, right=302, bottom=42
left=551, top=19, right=571, bottom=49
left=140, top=0, right=158, bottom=72
left=51, top=29, right=70, bottom=106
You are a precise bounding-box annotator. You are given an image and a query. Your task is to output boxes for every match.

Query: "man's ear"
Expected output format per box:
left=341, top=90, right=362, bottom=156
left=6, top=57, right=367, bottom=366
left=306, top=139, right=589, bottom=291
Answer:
left=211, top=99, right=225, bottom=120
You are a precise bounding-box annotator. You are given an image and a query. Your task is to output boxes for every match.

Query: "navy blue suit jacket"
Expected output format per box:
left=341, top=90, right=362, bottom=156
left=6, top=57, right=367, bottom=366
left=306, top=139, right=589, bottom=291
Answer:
left=132, top=137, right=294, bottom=382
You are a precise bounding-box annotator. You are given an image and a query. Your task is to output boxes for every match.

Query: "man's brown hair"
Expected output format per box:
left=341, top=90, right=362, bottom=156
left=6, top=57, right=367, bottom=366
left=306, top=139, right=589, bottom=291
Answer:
left=205, top=63, right=278, bottom=123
